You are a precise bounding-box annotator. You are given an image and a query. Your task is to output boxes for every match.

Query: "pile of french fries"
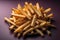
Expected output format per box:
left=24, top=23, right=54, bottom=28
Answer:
left=4, top=2, right=55, bottom=38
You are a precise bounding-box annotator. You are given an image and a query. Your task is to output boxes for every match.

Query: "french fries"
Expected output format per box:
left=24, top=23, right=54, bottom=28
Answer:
left=31, top=14, right=37, bottom=26
left=4, top=2, right=56, bottom=38
left=14, top=21, right=30, bottom=33
left=25, top=2, right=34, bottom=14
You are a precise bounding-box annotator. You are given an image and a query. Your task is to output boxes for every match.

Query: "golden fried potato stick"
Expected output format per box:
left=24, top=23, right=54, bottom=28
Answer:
left=31, top=14, right=37, bottom=26
left=37, top=19, right=46, bottom=23
left=47, top=13, right=53, bottom=18
left=37, top=19, right=50, bottom=24
left=29, top=3, right=42, bottom=17
left=35, top=29, right=44, bottom=36
left=44, top=8, right=51, bottom=13
left=12, top=13, right=26, bottom=18
left=25, top=2, right=34, bottom=14
left=14, top=21, right=30, bottom=33
left=39, top=22, right=46, bottom=27
left=36, top=2, right=40, bottom=10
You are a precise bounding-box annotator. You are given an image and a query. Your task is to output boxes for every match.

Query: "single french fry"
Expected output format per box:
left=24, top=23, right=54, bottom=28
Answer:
left=37, top=19, right=45, bottom=23
left=36, top=29, right=44, bottom=36
left=44, top=8, right=51, bottom=13
left=31, top=14, right=37, bottom=26
left=39, top=22, right=46, bottom=27
left=47, top=13, right=53, bottom=18
left=12, top=13, right=26, bottom=18
left=25, top=2, right=34, bottom=14
left=29, top=3, right=42, bottom=17
left=36, top=2, right=40, bottom=10
left=9, top=25, right=15, bottom=30
left=14, top=21, right=30, bottom=33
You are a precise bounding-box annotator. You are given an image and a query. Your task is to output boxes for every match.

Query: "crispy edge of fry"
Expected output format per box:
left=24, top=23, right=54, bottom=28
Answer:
left=17, top=4, right=22, bottom=9
left=31, top=14, right=37, bottom=26
left=44, top=8, right=51, bottom=13
left=36, top=2, right=40, bottom=10
left=14, top=21, right=30, bottom=33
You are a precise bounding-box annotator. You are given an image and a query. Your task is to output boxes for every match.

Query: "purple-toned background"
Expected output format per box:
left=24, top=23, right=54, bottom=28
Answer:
left=0, top=0, right=60, bottom=40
